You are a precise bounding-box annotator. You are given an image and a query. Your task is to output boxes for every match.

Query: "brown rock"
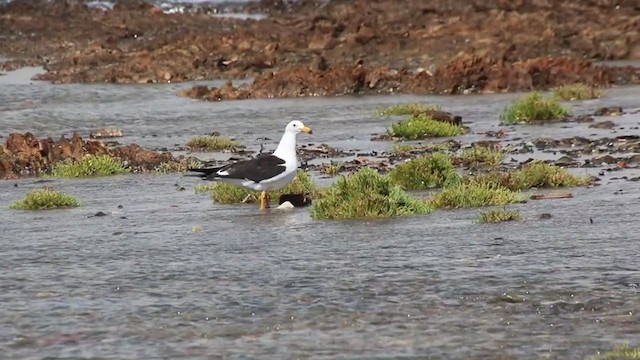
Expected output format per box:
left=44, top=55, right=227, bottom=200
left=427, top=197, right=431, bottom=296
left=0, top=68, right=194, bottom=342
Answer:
left=575, top=115, right=594, bottom=123
left=0, top=132, right=166, bottom=179
left=111, top=144, right=175, bottom=172
left=90, top=128, right=124, bottom=139
left=3, top=0, right=639, bottom=87
left=592, top=155, right=619, bottom=166
left=530, top=192, right=574, bottom=200
left=626, top=154, right=640, bottom=165
left=589, top=120, right=616, bottom=129
left=594, top=107, right=623, bottom=116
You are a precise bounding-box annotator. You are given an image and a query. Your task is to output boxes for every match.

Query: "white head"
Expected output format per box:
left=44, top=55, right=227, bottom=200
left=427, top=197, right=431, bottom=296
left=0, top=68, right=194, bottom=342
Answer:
left=285, top=120, right=313, bottom=135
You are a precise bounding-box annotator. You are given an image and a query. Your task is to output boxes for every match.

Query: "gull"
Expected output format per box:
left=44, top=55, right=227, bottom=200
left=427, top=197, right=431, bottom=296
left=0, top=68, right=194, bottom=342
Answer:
left=189, top=120, right=312, bottom=209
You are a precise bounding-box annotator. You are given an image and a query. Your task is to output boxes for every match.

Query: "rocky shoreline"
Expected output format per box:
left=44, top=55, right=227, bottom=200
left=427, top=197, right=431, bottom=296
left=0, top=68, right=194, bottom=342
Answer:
left=1, top=0, right=639, bottom=93
left=178, top=56, right=640, bottom=101
left=0, top=132, right=184, bottom=179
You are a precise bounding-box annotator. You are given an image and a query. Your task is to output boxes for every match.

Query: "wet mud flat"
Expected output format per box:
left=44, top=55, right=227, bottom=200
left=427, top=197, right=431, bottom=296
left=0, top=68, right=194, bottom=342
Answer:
left=2, top=67, right=640, bottom=358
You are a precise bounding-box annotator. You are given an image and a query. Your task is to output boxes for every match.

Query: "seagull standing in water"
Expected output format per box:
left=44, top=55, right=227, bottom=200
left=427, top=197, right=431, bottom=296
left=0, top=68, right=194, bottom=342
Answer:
left=189, top=120, right=313, bottom=210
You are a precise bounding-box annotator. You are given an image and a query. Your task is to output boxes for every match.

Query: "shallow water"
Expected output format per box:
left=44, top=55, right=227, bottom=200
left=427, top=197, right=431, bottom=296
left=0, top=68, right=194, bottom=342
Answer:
left=1, top=66, right=640, bottom=359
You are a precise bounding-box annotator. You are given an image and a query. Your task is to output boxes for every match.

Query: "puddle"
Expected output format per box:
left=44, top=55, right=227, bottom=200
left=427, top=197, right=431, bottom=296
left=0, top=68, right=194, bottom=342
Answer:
left=1, top=65, right=640, bottom=359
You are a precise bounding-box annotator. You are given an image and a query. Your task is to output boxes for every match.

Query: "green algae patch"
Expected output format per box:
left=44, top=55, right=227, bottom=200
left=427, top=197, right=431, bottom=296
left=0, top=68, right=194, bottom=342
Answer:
left=470, top=162, right=593, bottom=191
left=155, top=158, right=202, bottom=174
left=477, top=208, right=522, bottom=224
left=186, top=136, right=238, bottom=151
left=517, top=161, right=593, bottom=188
left=591, top=344, right=640, bottom=360
left=388, top=153, right=460, bottom=190
left=10, top=188, right=81, bottom=210
left=500, top=92, right=571, bottom=124
left=50, top=154, right=128, bottom=178
left=456, top=146, right=506, bottom=167
left=378, top=103, right=440, bottom=116
left=429, top=183, right=527, bottom=209
left=388, top=114, right=464, bottom=140
left=311, top=167, right=432, bottom=220
left=551, top=83, right=604, bottom=101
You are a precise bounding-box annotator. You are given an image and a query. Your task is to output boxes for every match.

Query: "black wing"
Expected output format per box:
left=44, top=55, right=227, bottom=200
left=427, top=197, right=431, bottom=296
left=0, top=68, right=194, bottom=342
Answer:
left=187, top=165, right=224, bottom=178
left=213, top=154, right=286, bottom=182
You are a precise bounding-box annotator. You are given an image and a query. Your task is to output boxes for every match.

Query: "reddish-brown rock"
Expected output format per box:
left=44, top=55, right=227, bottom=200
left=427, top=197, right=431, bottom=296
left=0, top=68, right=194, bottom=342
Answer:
left=110, top=144, right=175, bottom=172
left=1, top=0, right=639, bottom=85
left=0, top=132, right=177, bottom=179
left=179, top=56, right=640, bottom=100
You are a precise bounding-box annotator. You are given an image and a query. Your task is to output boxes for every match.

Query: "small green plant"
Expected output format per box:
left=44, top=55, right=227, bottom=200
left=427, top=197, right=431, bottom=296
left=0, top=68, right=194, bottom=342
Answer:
left=389, top=144, right=420, bottom=154
left=551, top=83, right=604, bottom=101
left=518, top=161, right=592, bottom=188
left=469, top=162, right=592, bottom=191
left=500, top=92, right=571, bottom=124
left=477, top=208, right=522, bottom=224
left=590, top=344, right=640, bottom=359
left=467, top=171, right=526, bottom=191
left=10, top=188, right=81, bottom=210
left=186, top=136, right=238, bottom=151
left=388, top=153, right=460, bottom=190
left=311, top=167, right=432, bottom=220
left=429, top=183, right=527, bottom=209
left=456, top=146, right=506, bottom=167
left=209, top=170, right=320, bottom=204
left=210, top=182, right=253, bottom=204
left=195, top=183, right=217, bottom=194
left=388, top=114, right=464, bottom=140
left=321, top=162, right=344, bottom=177
left=50, top=154, right=128, bottom=178
left=379, top=103, right=440, bottom=116
left=155, top=158, right=202, bottom=174
left=388, top=142, right=454, bottom=155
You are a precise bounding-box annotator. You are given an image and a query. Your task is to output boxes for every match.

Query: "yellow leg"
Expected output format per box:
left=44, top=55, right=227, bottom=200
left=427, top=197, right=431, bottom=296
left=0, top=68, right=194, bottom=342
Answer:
left=259, top=191, right=267, bottom=210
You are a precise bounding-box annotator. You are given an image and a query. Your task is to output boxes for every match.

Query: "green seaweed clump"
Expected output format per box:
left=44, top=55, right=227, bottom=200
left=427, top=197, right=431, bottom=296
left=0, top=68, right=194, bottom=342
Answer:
left=517, top=161, right=593, bottom=189
left=311, top=167, right=432, bottom=220
left=10, top=188, right=81, bottom=210
left=477, top=208, right=522, bottom=224
left=155, top=158, right=202, bottom=174
left=500, top=92, right=571, bottom=124
left=321, top=162, right=345, bottom=177
left=388, top=153, right=460, bottom=190
left=378, top=103, right=440, bottom=116
left=551, top=83, right=604, bottom=101
left=429, top=183, right=527, bottom=209
left=456, top=146, right=506, bottom=167
left=388, top=114, right=464, bottom=140
left=186, top=136, right=238, bottom=151
left=210, top=170, right=320, bottom=204
left=469, top=162, right=592, bottom=191
left=591, top=344, right=640, bottom=360
left=50, top=154, right=128, bottom=178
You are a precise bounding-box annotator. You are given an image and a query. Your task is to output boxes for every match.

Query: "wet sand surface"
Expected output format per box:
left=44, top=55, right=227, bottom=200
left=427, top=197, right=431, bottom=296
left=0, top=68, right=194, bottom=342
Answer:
left=1, top=66, right=640, bottom=359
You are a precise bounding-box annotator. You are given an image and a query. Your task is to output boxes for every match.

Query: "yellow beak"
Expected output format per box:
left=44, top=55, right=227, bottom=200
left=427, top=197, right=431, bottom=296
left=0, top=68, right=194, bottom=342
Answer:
left=301, top=126, right=313, bottom=134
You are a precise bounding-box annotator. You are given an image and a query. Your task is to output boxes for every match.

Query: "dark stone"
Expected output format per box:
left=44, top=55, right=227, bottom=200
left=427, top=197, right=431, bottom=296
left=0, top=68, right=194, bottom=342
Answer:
left=94, top=211, right=108, bottom=217
left=574, top=115, right=594, bottom=123
left=539, top=213, right=552, bottom=219
left=554, top=155, right=575, bottom=167
left=589, top=121, right=616, bottom=129
left=593, top=106, right=623, bottom=116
